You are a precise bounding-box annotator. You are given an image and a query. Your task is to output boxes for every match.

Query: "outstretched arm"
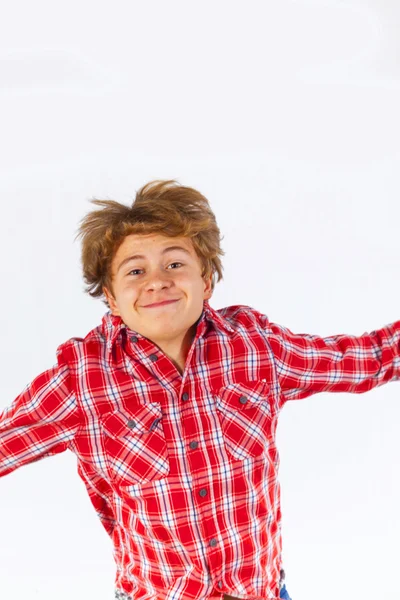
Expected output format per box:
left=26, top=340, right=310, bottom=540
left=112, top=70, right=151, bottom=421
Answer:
left=0, top=347, right=82, bottom=478
left=259, top=314, right=400, bottom=407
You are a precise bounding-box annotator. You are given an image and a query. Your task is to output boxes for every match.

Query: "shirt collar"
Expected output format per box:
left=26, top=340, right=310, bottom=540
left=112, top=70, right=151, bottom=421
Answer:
left=101, top=299, right=235, bottom=355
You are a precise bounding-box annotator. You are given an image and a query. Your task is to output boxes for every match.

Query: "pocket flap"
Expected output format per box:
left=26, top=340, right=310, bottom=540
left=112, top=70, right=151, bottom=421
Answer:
left=100, top=403, right=163, bottom=438
left=216, top=380, right=270, bottom=411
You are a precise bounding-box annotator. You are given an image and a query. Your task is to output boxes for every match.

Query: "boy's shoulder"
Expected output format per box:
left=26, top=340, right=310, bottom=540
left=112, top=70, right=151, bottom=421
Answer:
left=213, top=302, right=270, bottom=330
left=54, top=318, right=110, bottom=364
left=217, top=302, right=268, bottom=318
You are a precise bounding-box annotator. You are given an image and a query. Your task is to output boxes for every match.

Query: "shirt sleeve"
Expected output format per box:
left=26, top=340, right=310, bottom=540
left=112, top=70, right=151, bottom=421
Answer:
left=0, top=346, right=82, bottom=478
left=261, top=315, right=400, bottom=406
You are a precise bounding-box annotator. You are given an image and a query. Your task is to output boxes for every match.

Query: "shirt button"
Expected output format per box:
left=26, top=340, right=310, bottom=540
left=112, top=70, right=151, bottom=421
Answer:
left=127, top=420, right=136, bottom=428
left=209, top=538, right=217, bottom=547
left=130, top=336, right=138, bottom=343
left=149, top=354, right=158, bottom=362
left=239, top=395, right=248, bottom=404
left=218, top=581, right=223, bottom=589
left=199, top=488, right=207, bottom=497
left=189, top=441, right=199, bottom=450
left=182, top=392, right=189, bottom=401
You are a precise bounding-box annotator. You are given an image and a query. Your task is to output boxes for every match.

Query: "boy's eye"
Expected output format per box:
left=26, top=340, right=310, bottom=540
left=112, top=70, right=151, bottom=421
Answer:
left=128, top=262, right=183, bottom=276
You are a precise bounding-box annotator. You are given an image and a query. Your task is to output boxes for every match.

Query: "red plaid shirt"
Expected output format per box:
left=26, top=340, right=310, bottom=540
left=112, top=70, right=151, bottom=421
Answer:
left=1, top=300, right=400, bottom=600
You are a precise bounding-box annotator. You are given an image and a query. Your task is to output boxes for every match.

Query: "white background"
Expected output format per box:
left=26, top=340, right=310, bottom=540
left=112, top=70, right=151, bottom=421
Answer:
left=0, top=1, right=399, bottom=599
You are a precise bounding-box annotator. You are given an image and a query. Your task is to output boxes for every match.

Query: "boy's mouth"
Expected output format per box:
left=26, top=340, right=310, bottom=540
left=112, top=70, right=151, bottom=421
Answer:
left=143, top=299, right=180, bottom=308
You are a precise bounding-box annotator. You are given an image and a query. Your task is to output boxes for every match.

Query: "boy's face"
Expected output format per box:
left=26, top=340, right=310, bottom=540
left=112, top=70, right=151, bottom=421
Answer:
left=103, top=233, right=213, bottom=346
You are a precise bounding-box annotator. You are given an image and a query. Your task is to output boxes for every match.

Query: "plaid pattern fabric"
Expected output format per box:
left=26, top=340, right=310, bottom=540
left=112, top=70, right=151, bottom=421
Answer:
left=1, top=300, right=400, bottom=599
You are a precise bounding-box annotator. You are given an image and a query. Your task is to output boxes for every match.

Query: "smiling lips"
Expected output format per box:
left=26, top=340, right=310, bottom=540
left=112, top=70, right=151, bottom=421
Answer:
left=143, top=299, right=180, bottom=308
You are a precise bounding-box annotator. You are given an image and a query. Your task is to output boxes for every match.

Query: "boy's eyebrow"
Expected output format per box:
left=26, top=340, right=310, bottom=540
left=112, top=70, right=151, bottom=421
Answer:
left=117, top=245, right=192, bottom=273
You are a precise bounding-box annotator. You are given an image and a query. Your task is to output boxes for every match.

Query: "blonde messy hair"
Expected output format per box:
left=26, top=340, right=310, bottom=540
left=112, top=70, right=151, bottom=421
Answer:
left=74, top=179, right=225, bottom=309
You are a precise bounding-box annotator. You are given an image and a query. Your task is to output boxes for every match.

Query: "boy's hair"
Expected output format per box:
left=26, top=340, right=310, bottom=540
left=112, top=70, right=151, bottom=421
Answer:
left=74, top=179, right=225, bottom=309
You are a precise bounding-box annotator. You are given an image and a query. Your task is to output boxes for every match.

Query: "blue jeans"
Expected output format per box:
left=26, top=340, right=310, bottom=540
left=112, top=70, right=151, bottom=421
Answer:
left=279, top=583, right=292, bottom=599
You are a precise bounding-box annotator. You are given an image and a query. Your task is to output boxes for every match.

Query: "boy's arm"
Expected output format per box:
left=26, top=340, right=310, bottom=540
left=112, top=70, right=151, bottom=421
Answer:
left=0, top=347, right=82, bottom=478
left=258, top=314, right=400, bottom=407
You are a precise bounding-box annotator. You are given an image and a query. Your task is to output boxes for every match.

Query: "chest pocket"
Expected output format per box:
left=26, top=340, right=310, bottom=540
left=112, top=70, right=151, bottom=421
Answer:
left=99, top=403, right=170, bottom=488
left=214, top=380, right=272, bottom=461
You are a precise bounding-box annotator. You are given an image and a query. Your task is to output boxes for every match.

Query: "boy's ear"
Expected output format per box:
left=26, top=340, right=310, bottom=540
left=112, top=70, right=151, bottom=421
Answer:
left=203, top=274, right=213, bottom=301
left=103, top=286, right=120, bottom=315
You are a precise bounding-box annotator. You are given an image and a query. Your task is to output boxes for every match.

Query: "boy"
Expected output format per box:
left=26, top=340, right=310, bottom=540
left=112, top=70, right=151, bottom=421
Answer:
left=1, top=179, right=399, bottom=600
